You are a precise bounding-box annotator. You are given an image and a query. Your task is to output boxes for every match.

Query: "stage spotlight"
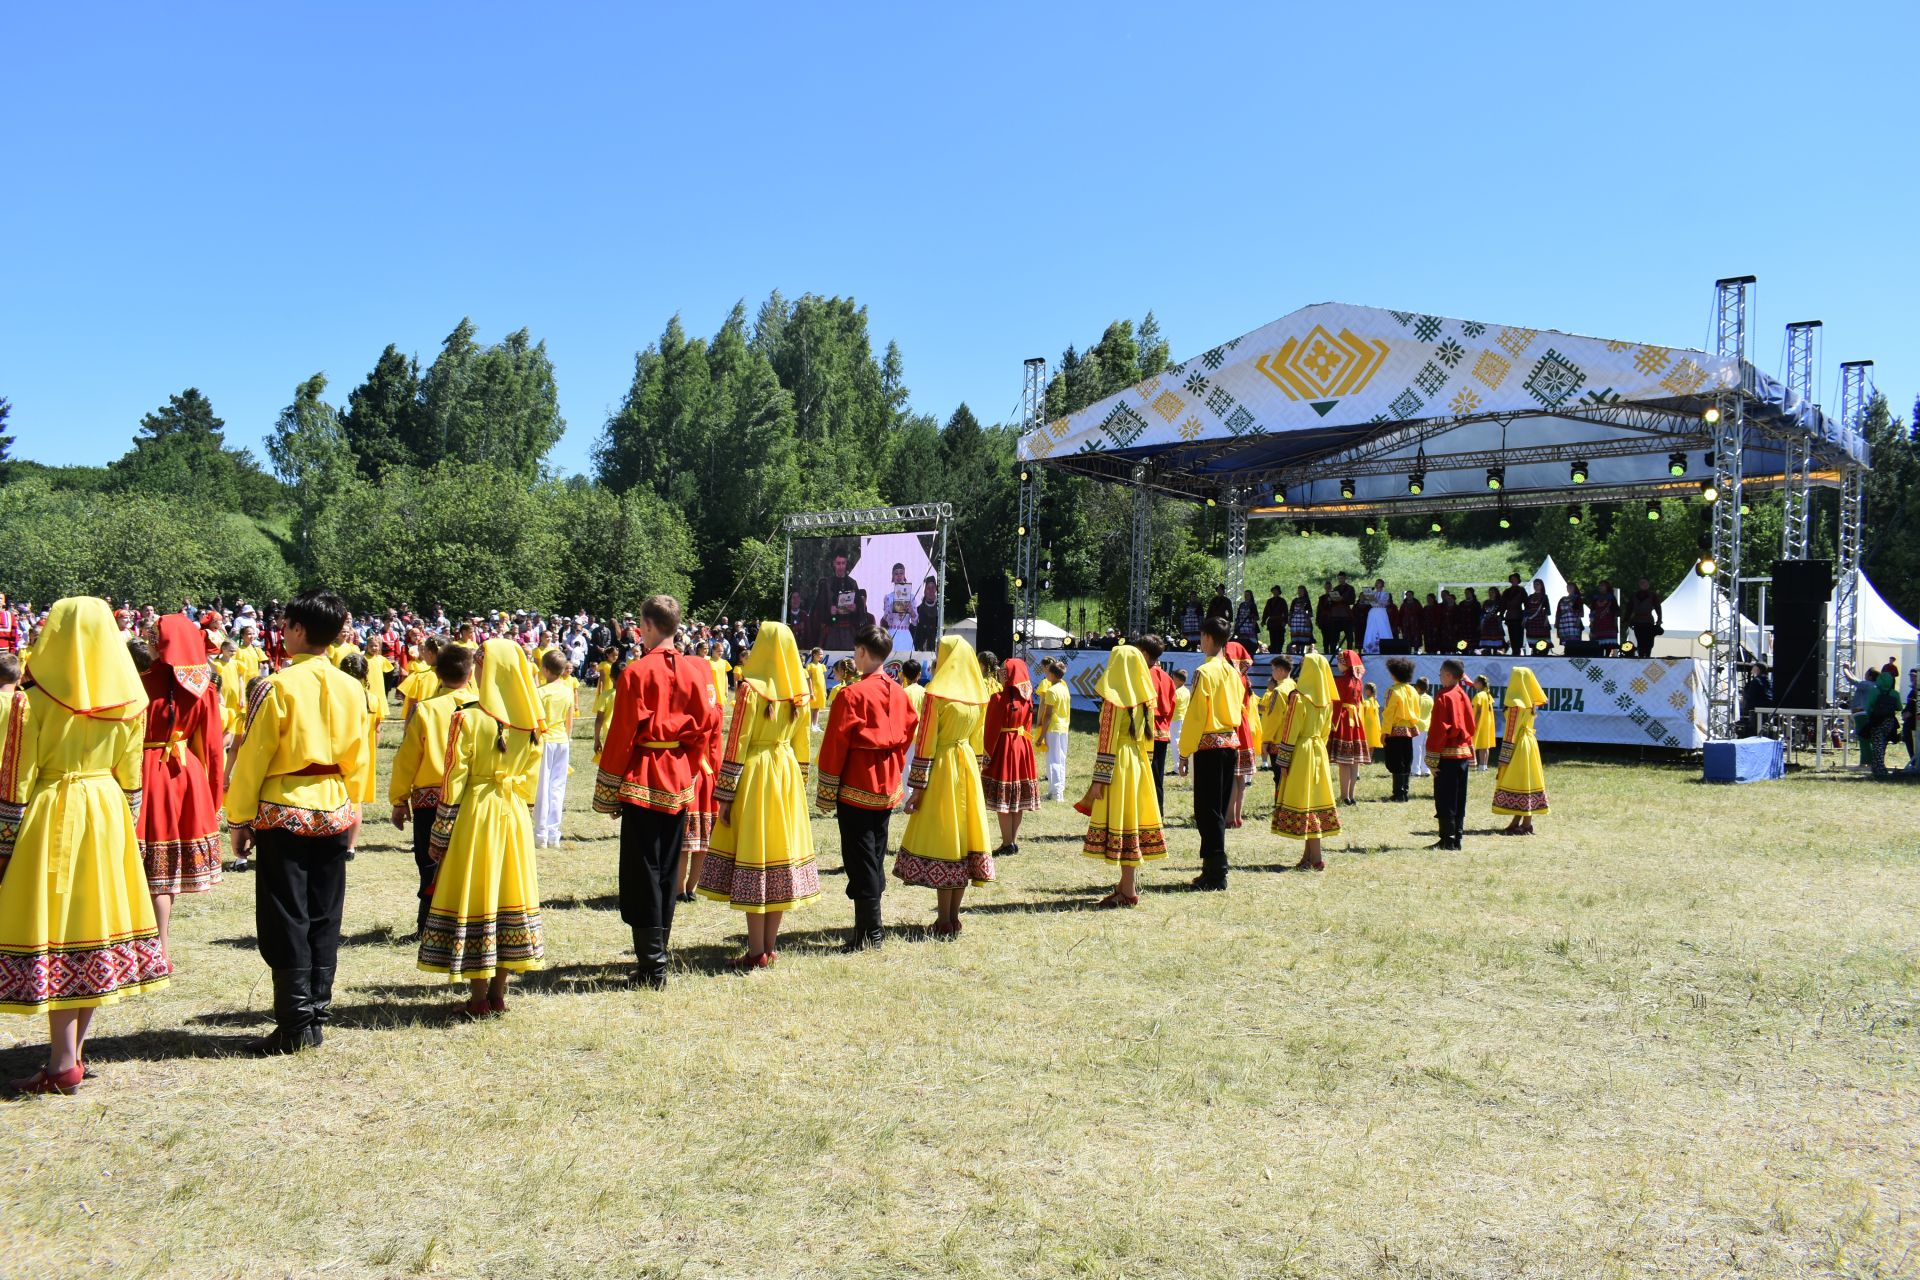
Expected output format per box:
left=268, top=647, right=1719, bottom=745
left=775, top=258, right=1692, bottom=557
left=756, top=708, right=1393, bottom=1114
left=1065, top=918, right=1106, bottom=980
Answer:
left=1646, top=506, right=1661, bottom=522
left=1205, top=493, right=1218, bottom=508
left=1040, top=579, right=1051, bottom=592
left=1430, top=521, right=1442, bottom=533
left=1696, top=556, right=1716, bottom=577
left=1703, top=406, right=1721, bottom=425
left=1620, top=639, right=1636, bottom=654
left=1668, top=452, right=1687, bottom=478
left=1455, top=639, right=1469, bottom=652
left=1739, top=502, right=1750, bottom=516
left=1364, top=524, right=1377, bottom=535
left=1700, top=483, right=1718, bottom=503
left=1407, top=472, right=1425, bottom=496
left=1499, top=517, right=1511, bottom=529
left=1486, top=466, right=1504, bottom=491
left=1533, top=639, right=1549, bottom=654
left=1697, top=632, right=1716, bottom=649
left=1017, top=524, right=1028, bottom=536
left=1014, top=577, right=1025, bottom=589
left=1341, top=477, right=1357, bottom=500
left=1299, top=528, right=1310, bottom=538
left=1570, top=459, right=1588, bottom=485
left=1568, top=513, right=1582, bottom=526
left=1020, top=469, right=1032, bottom=483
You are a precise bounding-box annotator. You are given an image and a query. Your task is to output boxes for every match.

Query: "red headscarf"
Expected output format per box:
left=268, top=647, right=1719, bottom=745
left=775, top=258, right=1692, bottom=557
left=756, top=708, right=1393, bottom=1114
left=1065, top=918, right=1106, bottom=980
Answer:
left=152, top=613, right=213, bottom=699
left=999, top=657, right=1033, bottom=700
left=1335, top=649, right=1365, bottom=705
left=1224, top=641, right=1253, bottom=696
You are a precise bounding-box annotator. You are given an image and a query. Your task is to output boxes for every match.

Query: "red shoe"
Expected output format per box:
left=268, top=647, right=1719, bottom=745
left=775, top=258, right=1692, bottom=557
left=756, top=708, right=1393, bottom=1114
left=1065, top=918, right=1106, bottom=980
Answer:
left=1121, top=892, right=1141, bottom=908
left=754, top=951, right=776, bottom=969
left=728, top=952, right=761, bottom=970
left=458, top=997, right=490, bottom=1021
left=8, top=1064, right=86, bottom=1096
left=1096, top=891, right=1125, bottom=909
left=487, top=994, right=508, bottom=1015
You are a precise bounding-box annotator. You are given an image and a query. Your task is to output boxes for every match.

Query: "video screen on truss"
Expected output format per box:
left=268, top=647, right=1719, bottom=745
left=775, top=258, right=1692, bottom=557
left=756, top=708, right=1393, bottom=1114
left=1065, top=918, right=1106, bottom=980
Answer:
left=787, top=530, right=940, bottom=653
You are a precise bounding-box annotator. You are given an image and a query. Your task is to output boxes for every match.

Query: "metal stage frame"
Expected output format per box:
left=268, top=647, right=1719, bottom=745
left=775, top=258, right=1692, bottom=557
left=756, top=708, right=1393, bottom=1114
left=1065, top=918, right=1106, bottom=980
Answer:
left=1014, top=279, right=1874, bottom=740
left=781, top=503, right=954, bottom=652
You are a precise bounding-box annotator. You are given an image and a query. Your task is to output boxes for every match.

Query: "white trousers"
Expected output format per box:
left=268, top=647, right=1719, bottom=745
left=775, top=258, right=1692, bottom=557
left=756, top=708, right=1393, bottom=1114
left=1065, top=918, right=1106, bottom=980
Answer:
left=1045, top=729, right=1069, bottom=800
left=1410, top=731, right=1431, bottom=777
left=534, top=740, right=570, bottom=844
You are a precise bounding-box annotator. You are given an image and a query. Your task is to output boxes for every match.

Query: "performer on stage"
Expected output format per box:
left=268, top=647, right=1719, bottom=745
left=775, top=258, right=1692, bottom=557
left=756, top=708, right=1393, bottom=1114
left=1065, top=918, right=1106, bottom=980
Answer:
left=1033, top=657, right=1071, bottom=803
left=1271, top=651, right=1340, bottom=871
left=702, top=621, right=818, bottom=966
left=1328, top=650, right=1369, bottom=805
left=1501, top=574, right=1529, bottom=655
left=135, top=613, right=227, bottom=962
left=815, top=624, right=917, bottom=951
left=893, top=635, right=993, bottom=937
left=0, top=598, right=170, bottom=1094
left=1177, top=617, right=1241, bottom=892
left=1138, top=635, right=1177, bottom=810
left=1471, top=675, right=1497, bottom=771
left=226, top=588, right=372, bottom=1054
left=1425, top=659, right=1476, bottom=851
left=1588, top=580, right=1621, bottom=654
left=1492, top=665, right=1550, bottom=835
left=1399, top=590, right=1425, bottom=654
left=533, top=651, right=575, bottom=849
left=593, top=595, right=721, bottom=990
left=1380, top=657, right=1421, bottom=802
left=1523, top=580, right=1552, bottom=654
left=1627, top=579, right=1662, bottom=656
left=1361, top=579, right=1393, bottom=654
left=981, top=657, right=1040, bottom=858
left=418, top=639, right=546, bottom=1016
left=390, top=644, right=476, bottom=938
left=1079, top=644, right=1165, bottom=907
left=1288, top=587, right=1314, bottom=654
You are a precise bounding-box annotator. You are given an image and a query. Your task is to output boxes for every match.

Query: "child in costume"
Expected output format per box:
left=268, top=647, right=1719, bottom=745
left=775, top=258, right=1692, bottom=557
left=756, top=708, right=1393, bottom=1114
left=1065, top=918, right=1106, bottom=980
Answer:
left=1471, top=674, right=1497, bottom=771
left=1271, top=650, right=1340, bottom=870
left=1492, top=666, right=1550, bottom=835
left=894, top=635, right=993, bottom=936
left=1079, top=644, right=1166, bottom=907
left=533, top=650, right=575, bottom=848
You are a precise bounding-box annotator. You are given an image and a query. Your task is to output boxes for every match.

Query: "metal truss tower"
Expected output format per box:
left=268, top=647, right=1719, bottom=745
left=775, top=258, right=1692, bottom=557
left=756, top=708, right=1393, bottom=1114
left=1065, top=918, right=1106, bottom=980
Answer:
left=1705, top=276, right=1753, bottom=739
left=1832, top=360, right=1872, bottom=699
left=1014, top=358, right=1047, bottom=662
left=1129, top=465, right=1151, bottom=636
left=1781, top=321, right=1820, bottom=559
left=1224, top=486, right=1249, bottom=606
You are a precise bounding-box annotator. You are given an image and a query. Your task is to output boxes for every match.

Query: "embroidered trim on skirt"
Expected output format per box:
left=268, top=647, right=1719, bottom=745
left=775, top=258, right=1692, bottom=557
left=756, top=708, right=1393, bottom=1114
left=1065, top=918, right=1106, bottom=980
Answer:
left=1272, top=804, right=1342, bottom=840
left=138, top=832, right=223, bottom=895
left=981, top=775, right=1040, bottom=813
left=1235, top=746, right=1256, bottom=783
left=1081, top=825, right=1167, bottom=865
left=682, top=808, right=716, bottom=855
left=893, top=848, right=995, bottom=889
left=1491, top=788, right=1550, bottom=815
left=697, top=851, right=821, bottom=913
left=1328, top=738, right=1372, bottom=766
left=0, top=933, right=171, bottom=1014
left=417, top=906, right=544, bottom=978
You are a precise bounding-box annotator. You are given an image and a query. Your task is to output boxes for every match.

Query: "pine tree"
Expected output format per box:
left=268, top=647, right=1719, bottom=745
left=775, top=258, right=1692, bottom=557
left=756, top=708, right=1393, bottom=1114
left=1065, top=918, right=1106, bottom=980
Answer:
left=340, top=344, right=427, bottom=478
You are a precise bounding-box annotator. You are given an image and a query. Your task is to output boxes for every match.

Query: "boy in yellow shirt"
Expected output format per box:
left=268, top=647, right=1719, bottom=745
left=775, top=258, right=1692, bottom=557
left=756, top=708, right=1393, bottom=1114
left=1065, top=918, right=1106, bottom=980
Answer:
left=1177, top=617, right=1243, bottom=891
left=1031, top=657, right=1072, bottom=802
left=534, top=650, right=576, bottom=848
left=226, top=589, right=372, bottom=1055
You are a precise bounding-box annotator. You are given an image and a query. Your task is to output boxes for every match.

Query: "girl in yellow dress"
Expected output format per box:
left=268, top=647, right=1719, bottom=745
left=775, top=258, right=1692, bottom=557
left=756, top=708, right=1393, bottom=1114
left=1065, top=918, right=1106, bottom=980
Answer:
left=418, top=638, right=545, bottom=1017
left=590, top=655, right=618, bottom=760
left=0, top=597, right=171, bottom=1094
left=701, top=621, right=818, bottom=967
left=1078, top=645, right=1165, bottom=908
left=335, top=651, right=383, bottom=862
left=1361, top=680, right=1384, bottom=751
left=894, top=635, right=992, bottom=938
left=1492, top=665, right=1549, bottom=835
left=397, top=635, right=444, bottom=723
left=1471, top=675, right=1497, bottom=771
left=1271, top=651, right=1340, bottom=871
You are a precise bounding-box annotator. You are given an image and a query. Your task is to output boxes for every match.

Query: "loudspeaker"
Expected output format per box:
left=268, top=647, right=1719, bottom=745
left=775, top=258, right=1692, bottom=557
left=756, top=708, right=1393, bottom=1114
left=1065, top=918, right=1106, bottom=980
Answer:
left=977, top=577, right=1014, bottom=660
left=1376, top=639, right=1413, bottom=655
left=1771, top=612, right=1825, bottom=709
left=1563, top=640, right=1609, bottom=658
left=1772, top=559, right=1834, bottom=605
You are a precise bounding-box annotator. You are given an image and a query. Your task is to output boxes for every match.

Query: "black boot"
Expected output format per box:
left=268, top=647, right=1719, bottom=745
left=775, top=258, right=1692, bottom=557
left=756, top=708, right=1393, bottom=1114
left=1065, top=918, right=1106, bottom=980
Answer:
left=307, top=967, right=335, bottom=1047
left=633, top=927, right=668, bottom=990
left=845, top=898, right=884, bottom=951
left=415, top=895, right=430, bottom=939
left=251, top=969, right=315, bottom=1056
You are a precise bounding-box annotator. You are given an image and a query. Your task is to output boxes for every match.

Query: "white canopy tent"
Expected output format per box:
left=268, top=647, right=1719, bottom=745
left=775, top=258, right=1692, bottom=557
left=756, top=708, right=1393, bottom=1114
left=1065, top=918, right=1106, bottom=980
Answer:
left=1828, top=570, right=1919, bottom=676
left=1660, top=571, right=1763, bottom=657
left=944, top=615, right=1071, bottom=651
left=1531, top=555, right=1569, bottom=606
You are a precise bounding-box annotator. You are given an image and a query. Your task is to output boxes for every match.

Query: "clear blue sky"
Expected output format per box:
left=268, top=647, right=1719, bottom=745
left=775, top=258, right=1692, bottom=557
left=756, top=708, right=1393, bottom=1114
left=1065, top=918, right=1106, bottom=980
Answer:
left=4, top=2, right=1915, bottom=477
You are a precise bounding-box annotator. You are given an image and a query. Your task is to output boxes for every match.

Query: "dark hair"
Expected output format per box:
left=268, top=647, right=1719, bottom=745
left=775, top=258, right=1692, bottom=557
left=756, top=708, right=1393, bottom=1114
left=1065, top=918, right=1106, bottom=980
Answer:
left=337, top=651, right=369, bottom=681
left=127, top=637, right=154, bottom=673
left=436, top=644, right=476, bottom=685
left=1439, top=659, right=1465, bottom=680
left=1134, top=633, right=1165, bottom=661
left=245, top=674, right=269, bottom=703
left=0, top=652, right=20, bottom=685
left=901, top=658, right=923, bottom=681
left=1415, top=677, right=1431, bottom=693
left=640, top=594, right=682, bottom=635
left=541, top=650, right=568, bottom=677
left=1386, top=657, right=1415, bottom=682
left=977, top=650, right=1000, bottom=682
left=1200, top=617, right=1231, bottom=645
left=286, top=588, right=349, bottom=648
left=853, top=624, right=892, bottom=660
left=1270, top=653, right=1293, bottom=673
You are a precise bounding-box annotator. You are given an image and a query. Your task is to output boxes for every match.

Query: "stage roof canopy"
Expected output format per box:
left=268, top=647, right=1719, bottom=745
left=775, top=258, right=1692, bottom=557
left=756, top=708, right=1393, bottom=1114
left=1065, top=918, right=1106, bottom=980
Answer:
left=1018, top=301, right=1869, bottom=516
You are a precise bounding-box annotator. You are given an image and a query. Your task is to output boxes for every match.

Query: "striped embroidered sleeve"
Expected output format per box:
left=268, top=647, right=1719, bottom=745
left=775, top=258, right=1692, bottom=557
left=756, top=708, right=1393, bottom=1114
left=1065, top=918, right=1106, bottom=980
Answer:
left=1091, top=702, right=1116, bottom=787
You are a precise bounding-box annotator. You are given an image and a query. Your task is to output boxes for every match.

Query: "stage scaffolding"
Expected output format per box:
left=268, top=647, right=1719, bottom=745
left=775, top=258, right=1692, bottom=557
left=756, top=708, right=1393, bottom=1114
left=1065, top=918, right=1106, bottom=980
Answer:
left=1013, top=279, right=1871, bottom=742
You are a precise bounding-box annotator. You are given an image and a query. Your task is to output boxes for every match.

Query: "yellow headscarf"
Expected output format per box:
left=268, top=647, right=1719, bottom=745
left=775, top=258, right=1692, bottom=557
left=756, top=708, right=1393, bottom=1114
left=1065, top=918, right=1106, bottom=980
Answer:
left=1099, top=644, right=1154, bottom=708
left=926, top=635, right=989, bottom=705
left=474, top=637, right=544, bottom=733
left=1292, top=651, right=1334, bottom=708
left=739, top=621, right=809, bottom=704
left=29, top=596, right=148, bottom=722
left=1506, top=665, right=1548, bottom=708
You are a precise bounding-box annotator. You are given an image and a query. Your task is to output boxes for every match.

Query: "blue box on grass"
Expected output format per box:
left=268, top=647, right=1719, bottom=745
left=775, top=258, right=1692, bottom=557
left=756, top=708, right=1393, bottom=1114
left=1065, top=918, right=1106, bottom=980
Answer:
left=1701, top=737, right=1786, bottom=783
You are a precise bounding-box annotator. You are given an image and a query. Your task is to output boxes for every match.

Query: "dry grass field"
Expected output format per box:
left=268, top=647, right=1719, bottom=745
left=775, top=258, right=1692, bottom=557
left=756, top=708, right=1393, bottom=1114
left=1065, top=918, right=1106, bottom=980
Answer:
left=3, top=712, right=1917, bottom=1279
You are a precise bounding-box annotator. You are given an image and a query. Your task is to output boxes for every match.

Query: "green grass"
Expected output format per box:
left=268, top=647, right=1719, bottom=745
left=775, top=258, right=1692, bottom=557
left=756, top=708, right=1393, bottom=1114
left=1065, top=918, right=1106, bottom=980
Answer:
left=2, top=715, right=1917, bottom=1279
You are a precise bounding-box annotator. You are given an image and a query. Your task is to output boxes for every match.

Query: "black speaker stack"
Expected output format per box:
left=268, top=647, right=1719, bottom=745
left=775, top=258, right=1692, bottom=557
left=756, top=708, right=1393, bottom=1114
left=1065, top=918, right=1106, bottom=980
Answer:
left=976, top=576, right=1015, bottom=660
left=1769, top=558, right=1833, bottom=708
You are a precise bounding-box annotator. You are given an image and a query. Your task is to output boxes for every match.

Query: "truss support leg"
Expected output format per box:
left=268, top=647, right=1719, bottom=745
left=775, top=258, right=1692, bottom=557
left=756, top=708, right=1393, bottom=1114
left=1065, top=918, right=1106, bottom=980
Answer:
left=1705, top=276, right=1752, bottom=740
left=1129, top=465, right=1150, bottom=637
left=1225, top=487, right=1249, bottom=609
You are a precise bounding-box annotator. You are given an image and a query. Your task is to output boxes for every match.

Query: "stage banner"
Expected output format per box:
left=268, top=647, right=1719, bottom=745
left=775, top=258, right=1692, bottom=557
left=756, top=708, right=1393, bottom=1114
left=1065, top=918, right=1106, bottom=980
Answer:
left=1056, top=653, right=1705, bottom=749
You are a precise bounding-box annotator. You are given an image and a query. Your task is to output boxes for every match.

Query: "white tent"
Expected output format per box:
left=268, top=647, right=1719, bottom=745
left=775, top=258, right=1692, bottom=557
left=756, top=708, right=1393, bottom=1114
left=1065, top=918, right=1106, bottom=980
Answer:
left=1659, top=571, right=1763, bottom=657
left=1531, top=555, right=1569, bottom=606
left=943, top=615, right=1071, bottom=651
left=1828, top=570, right=1919, bottom=676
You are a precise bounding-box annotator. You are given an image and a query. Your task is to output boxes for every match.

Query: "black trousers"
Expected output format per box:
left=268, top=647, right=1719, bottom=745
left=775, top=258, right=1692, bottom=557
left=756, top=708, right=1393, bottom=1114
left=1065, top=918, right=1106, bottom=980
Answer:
left=255, top=826, right=350, bottom=975
left=1631, top=624, right=1657, bottom=656
left=1191, top=747, right=1235, bottom=881
left=619, top=804, right=687, bottom=932
left=1506, top=618, right=1525, bottom=654
left=1151, top=740, right=1169, bottom=811
left=1382, top=737, right=1413, bottom=794
left=836, top=803, right=892, bottom=901
left=410, top=806, right=435, bottom=900
left=1320, top=627, right=1342, bottom=655
left=1433, top=759, right=1469, bottom=840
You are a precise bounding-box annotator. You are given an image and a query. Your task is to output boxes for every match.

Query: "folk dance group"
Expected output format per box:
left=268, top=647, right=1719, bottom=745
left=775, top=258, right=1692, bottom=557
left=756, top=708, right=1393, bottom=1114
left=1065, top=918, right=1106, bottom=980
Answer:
left=0, top=590, right=1550, bottom=1095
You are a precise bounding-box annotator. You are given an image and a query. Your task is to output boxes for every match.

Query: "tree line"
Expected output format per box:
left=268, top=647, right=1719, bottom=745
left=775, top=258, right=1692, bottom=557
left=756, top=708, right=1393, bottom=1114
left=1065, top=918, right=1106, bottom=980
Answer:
left=0, top=305, right=1913, bottom=629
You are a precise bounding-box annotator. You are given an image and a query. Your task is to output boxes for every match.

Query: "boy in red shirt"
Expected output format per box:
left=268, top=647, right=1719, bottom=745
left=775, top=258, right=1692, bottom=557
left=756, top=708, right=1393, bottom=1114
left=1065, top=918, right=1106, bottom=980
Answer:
left=1424, top=657, right=1477, bottom=850
left=815, top=625, right=919, bottom=950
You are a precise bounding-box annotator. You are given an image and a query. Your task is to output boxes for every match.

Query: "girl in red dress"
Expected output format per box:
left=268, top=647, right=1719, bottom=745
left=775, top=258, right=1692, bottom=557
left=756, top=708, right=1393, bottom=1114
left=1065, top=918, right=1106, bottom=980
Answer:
left=1328, top=649, right=1369, bottom=805
left=980, top=657, right=1040, bottom=858
left=135, top=613, right=227, bottom=962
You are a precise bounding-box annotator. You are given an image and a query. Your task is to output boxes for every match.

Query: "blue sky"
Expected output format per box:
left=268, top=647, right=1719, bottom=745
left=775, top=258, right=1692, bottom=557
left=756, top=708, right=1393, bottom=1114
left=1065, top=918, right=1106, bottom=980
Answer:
left=4, top=2, right=1915, bottom=477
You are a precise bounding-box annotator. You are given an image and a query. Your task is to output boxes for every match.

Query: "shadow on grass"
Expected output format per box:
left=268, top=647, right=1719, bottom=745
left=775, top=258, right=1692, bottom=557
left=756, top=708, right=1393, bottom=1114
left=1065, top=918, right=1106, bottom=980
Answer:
left=204, top=923, right=411, bottom=952
left=541, top=893, right=622, bottom=912
left=1, top=1027, right=260, bottom=1072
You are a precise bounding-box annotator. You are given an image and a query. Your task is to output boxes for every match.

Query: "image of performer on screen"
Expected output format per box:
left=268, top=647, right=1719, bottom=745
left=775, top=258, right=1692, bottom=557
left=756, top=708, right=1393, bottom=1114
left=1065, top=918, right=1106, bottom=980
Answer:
left=881, top=563, right=919, bottom=653
left=786, top=588, right=811, bottom=649
left=914, top=575, right=940, bottom=651
left=814, top=552, right=866, bottom=648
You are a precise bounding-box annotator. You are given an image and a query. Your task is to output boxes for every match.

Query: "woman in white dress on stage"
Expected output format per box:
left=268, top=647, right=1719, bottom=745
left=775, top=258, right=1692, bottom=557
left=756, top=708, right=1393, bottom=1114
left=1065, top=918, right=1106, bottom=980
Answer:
left=1361, top=579, right=1394, bottom=653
